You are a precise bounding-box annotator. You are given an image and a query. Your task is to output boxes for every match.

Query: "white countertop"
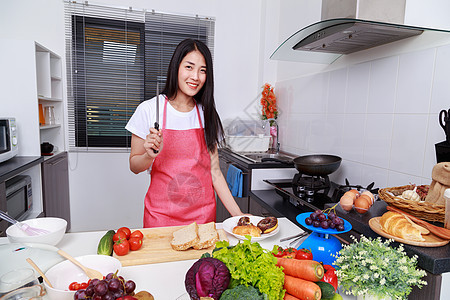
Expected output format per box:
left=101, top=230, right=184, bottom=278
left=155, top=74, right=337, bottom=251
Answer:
left=0, top=218, right=356, bottom=299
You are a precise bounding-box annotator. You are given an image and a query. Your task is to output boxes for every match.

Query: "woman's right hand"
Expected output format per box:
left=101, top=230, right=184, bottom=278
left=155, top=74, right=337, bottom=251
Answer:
left=144, top=127, right=162, bottom=158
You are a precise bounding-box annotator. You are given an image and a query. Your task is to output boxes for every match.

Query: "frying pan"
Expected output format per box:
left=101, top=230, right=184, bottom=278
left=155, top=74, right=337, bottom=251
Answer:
left=293, top=154, right=342, bottom=176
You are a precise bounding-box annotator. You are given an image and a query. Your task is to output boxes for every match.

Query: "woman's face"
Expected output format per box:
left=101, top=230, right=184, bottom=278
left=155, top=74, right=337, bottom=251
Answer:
left=177, top=50, right=207, bottom=99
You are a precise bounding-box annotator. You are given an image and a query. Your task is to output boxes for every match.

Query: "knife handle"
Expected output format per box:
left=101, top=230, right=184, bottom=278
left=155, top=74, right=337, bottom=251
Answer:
left=153, top=122, right=159, bottom=154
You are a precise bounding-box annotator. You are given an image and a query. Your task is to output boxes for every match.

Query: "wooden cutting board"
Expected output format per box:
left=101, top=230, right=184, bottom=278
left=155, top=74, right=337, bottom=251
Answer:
left=369, top=217, right=449, bottom=247
left=113, top=226, right=228, bottom=267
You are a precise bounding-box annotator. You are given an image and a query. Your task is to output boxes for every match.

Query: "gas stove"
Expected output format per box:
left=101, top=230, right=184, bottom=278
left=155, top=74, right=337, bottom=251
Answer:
left=264, top=177, right=379, bottom=212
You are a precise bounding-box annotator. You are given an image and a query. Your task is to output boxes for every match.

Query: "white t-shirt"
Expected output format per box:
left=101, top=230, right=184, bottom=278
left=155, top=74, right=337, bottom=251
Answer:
left=125, top=95, right=205, bottom=139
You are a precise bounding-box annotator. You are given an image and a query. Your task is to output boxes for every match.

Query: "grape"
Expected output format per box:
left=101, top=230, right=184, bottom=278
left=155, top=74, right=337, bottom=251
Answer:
left=315, top=209, right=322, bottom=215
left=105, top=273, right=114, bottom=280
left=310, top=212, right=317, bottom=220
left=329, top=222, right=336, bottom=229
left=90, top=279, right=100, bottom=287
left=124, top=280, right=136, bottom=294
left=337, top=224, right=345, bottom=231
left=103, top=293, right=115, bottom=300
left=85, top=285, right=94, bottom=297
left=312, top=220, right=320, bottom=227
left=94, top=281, right=108, bottom=296
left=305, top=217, right=313, bottom=225
left=92, top=295, right=102, bottom=300
left=328, top=212, right=336, bottom=220
left=108, top=278, right=121, bottom=292
left=321, top=220, right=329, bottom=229
left=317, top=214, right=326, bottom=222
left=74, top=290, right=87, bottom=300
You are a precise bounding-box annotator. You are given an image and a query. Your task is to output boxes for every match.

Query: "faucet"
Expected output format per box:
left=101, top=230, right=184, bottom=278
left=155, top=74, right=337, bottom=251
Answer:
left=266, top=118, right=279, bottom=153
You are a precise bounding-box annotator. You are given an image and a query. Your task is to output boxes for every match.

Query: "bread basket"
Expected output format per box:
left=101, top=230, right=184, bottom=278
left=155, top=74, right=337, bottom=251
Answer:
left=378, top=184, right=445, bottom=223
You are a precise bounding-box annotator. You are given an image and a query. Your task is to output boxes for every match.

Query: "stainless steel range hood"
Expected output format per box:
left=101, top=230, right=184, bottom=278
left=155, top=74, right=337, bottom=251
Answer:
left=270, top=0, right=450, bottom=64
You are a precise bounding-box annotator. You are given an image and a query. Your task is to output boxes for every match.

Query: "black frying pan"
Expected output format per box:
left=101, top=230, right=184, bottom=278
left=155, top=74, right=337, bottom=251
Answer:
left=293, top=154, right=342, bottom=176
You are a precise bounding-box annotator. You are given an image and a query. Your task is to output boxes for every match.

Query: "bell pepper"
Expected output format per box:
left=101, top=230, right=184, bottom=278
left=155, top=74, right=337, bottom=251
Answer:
left=321, top=264, right=338, bottom=291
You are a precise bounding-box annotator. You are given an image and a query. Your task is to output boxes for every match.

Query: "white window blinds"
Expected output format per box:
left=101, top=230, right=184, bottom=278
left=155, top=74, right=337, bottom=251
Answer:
left=64, top=1, right=215, bottom=151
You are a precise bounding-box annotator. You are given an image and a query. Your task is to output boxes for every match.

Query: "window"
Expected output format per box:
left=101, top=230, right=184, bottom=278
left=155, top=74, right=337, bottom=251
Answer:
left=65, top=1, right=215, bottom=150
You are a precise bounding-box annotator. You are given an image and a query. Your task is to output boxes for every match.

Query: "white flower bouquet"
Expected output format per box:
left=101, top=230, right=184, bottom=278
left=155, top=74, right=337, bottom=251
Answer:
left=334, top=235, right=427, bottom=300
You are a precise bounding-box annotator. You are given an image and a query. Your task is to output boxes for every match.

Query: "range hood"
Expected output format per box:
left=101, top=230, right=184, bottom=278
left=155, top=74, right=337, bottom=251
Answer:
left=270, top=1, right=450, bottom=64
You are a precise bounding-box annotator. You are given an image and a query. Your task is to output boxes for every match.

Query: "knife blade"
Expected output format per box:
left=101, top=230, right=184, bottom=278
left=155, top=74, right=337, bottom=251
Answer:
left=153, top=81, right=160, bottom=154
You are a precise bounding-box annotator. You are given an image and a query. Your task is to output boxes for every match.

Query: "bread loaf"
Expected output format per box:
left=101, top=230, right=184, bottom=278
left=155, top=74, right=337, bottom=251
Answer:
left=232, top=224, right=262, bottom=237
left=379, top=212, right=425, bottom=242
left=192, top=222, right=219, bottom=250
left=170, top=222, right=200, bottom=251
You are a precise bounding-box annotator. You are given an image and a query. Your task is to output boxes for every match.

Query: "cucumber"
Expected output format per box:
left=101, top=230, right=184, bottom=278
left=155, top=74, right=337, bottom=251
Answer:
left=97, top=230, right=115, bottom=256
left=316, top=281, right=335, bottom=299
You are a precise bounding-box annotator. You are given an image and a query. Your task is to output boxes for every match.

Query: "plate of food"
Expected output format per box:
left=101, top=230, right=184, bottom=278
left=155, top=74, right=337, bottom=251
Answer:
left=222, top=216, right=280, bottom=241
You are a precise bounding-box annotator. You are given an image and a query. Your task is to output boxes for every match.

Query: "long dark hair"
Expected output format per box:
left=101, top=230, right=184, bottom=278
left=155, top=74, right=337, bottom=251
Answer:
left=162, top=39, right=224, bottom=152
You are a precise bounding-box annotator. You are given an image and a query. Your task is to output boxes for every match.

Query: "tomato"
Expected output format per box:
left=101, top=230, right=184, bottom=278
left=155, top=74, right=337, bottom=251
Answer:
left=114, top=239, right=130, bottom=256
left=113, top=231, right=127, bottom=243
left=129, top=237, right=143, bottom=251
left=130, top=230, right=144, bottom=240
left=295, top=248, right=313, bottom=260
left=68, top=282, right=79, bottom=291
left=117, top=227, right=132, bottom=239
left=272, top=246, right=285, bottom=258
left=281, top=247, right=297, bottom=258
left=79, top=282, right=88, bottom=289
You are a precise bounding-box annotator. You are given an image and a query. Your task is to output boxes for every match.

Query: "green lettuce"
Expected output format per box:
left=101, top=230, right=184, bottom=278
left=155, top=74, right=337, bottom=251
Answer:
left=212, top=237, right=285, bottom=300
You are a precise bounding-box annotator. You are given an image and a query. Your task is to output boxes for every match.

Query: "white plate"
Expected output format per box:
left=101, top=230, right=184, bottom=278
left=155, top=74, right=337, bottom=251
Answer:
left=222, top=216, right=280, bottom=241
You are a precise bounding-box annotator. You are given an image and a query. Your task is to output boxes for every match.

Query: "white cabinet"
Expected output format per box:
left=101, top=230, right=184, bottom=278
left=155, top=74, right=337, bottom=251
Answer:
left=35, top=43, right=65, bottom=153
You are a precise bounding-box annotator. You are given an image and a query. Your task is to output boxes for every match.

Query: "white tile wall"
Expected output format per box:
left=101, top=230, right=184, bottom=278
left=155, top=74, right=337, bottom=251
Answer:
left=276, top=44, right=450, bottom=188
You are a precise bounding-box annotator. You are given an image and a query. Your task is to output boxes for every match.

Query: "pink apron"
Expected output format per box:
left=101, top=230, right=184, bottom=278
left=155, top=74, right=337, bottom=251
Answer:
left=143, top=98, right=216, bottom=228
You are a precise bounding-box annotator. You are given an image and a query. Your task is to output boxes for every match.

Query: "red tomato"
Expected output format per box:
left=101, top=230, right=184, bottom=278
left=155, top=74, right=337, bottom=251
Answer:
left=282, top=247, right=297, bottom=258
left=117, top=227, right=131, bottom=239
left=114, top=239, right=130, bottom=256
left=130, top=230, right=144, bottom=240
left=80, top=282, right=88, bottom=289
left=68, top=282, right=80, bottom=291
left=113, top=231, right=127, bottom=243
left=129, top=237, right=143, bottom=251
left=295, top=248, right=313, bottom=260
left=272, top=246, right=285, bottom=258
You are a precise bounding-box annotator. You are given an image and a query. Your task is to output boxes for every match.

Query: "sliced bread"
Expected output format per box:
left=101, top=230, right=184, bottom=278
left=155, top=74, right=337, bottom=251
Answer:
left=193, top=222, right=219, bottom=250
left=170, top=222, right=200, bottom=251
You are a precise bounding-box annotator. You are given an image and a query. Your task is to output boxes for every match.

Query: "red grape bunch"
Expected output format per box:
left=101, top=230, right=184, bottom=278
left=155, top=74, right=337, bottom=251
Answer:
left=304, top=210, right=345, bottom=231
left=73, top=272, right=136, bottom=300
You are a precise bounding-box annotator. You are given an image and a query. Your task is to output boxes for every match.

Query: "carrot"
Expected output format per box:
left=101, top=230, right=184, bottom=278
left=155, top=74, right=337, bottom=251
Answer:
left=277, top=257, right=324, bottom=281
left=284, top=292, right=301, bottom=300
left=284, top=275, right=321, bottom=300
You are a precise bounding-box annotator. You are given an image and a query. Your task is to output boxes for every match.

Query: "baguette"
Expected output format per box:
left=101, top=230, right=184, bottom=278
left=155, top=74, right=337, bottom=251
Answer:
left=379, top=212, right=425, bottom=242
left=170, top=222, right=200, bottom=251
left=192, top=222, right=219, bottom=250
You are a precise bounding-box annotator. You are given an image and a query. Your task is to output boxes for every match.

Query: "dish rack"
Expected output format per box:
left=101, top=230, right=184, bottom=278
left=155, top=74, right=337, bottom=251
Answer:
left=224, top=119, right=271, bottom=152
left=378, top=184, right=445, bottom=223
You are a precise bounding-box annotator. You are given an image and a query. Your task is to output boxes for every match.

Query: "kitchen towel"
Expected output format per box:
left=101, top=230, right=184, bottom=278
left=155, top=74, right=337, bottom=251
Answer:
left=226, top=164, right=243, bottom=197
left=425, top=162, right=450, bottom=205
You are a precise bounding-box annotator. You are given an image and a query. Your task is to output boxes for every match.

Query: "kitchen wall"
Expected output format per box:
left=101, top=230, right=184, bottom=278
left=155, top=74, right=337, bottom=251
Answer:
left=271, top=0, right=450, bottom=189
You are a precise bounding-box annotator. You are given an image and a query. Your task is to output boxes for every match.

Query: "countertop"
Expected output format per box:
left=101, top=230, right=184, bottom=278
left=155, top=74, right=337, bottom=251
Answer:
left=250, top=188, right=450, bottom=275
left=0, top=218, right=357, bottom=300
left=218, top=147, right=296, bottom=170
left=0, top=156, right=43, bottom=182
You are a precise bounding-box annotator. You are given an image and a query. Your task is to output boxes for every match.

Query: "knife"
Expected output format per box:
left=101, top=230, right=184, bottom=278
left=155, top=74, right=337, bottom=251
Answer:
left=153, top=82, right=160, bottom=154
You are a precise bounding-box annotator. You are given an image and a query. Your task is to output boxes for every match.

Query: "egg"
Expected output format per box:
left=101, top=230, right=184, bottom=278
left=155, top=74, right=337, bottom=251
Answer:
left=354, top=197, right=371, bottom=214
left=361, top=191, right=374, bottom=204
left=347, top=189, right=360, bottom=198
left=340, top=194, right=354, bottom=211
left=343, top=191, right=357, bottom=201
left=359, top=194, right=373, bottom=207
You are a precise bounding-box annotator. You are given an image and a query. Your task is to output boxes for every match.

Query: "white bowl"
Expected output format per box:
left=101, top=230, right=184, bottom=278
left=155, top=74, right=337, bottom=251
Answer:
left=6, top=217, right=67, bottom=246
left=44, top=255, right=122, bottom=300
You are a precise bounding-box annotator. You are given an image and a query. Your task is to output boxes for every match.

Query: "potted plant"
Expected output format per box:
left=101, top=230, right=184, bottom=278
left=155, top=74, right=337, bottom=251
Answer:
left=333, top=235, right=427, bottom=300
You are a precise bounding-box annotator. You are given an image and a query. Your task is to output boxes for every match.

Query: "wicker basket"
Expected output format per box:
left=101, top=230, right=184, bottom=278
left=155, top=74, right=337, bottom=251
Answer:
left=378, top=184, right=445, bottom=223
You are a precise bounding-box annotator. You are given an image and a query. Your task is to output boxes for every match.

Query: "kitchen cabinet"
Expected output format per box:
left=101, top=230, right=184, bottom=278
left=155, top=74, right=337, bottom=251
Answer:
left=36, top=42, right=65, bottom=154
left=41, top=152, right=71, bottom=230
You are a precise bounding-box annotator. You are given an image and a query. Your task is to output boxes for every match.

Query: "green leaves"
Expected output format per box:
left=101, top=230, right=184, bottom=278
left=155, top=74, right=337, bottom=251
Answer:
left=213, top=238, right=285, bottom=300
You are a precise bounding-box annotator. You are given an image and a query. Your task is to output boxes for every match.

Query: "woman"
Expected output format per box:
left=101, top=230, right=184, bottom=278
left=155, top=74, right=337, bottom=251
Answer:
left=126, top=39, right=244, bottom=227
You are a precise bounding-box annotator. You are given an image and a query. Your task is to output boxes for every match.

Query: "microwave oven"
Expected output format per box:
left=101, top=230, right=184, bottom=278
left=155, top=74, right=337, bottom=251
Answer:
left=0, top=118, right=18, bottom=164
left=5, top=175, right=33, bottom=221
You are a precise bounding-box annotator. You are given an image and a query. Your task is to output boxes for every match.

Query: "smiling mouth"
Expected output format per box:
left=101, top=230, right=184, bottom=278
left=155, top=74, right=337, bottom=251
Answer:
left=187, top=82, right=198, bottom=89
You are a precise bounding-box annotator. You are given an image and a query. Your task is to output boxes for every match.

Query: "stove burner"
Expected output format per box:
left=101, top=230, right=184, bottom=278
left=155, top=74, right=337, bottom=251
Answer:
left=331, top=178, right=379, bottom=202
left=292, top=173, right=331, bottom=197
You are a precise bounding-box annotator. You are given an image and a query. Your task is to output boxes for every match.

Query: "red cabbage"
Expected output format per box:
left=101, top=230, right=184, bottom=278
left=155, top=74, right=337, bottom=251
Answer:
left=185, top=257, right=230, bottom=300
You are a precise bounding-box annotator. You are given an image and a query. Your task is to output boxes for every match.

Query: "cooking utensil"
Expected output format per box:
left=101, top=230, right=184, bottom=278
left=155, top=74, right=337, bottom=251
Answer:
left=279, top=231, right=308, bottom=242
left=56, top=249, right=103, bottom=280
left=153, top=82, right=160, bottom=154
left=26, top=258, right=53, bottom=288
left=386, top=206, right=450, bottom=240
left=293, top=154, right=342, bottom=176
left=289, top=233, right=309, bottom=247
left=439, top=109, right=450, bottom=143
left=0, top=210, right=50, bottom=236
